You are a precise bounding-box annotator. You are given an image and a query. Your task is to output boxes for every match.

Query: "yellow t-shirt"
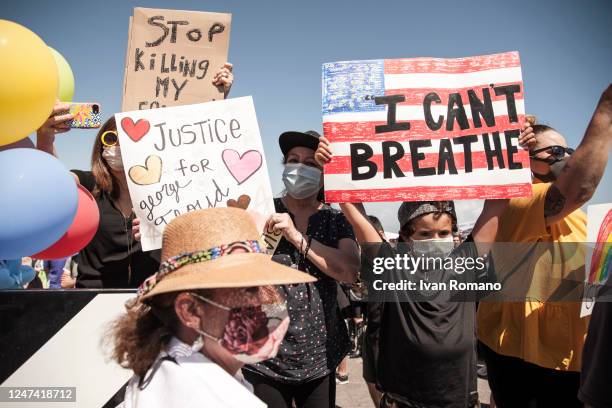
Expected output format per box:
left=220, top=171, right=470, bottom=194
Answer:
left=477, top=182, right=590, bottom=372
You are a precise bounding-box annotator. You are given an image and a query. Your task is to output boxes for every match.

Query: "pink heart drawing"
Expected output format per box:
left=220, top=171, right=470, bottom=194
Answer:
left=222, top=149, right=263, bottom=185
left=121, top=117, right=150, bottom=142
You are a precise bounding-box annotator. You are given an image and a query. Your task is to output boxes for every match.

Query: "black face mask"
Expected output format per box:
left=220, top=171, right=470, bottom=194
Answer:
left=532, top=157, right=568, bottom=182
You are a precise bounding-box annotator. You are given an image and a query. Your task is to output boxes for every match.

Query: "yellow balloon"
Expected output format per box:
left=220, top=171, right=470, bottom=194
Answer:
left=50, top=47, right=75, bottom=102
left=0, top=20, right=58, bottom=146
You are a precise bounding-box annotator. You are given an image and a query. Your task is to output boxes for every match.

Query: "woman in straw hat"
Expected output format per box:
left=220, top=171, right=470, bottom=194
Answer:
left=242, top=130, right=360, bottom=408
left=109, top=207, right=315, bottom=408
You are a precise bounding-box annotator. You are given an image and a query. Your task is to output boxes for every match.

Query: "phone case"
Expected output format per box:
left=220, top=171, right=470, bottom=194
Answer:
left=67, top=103, right=101, bottom=128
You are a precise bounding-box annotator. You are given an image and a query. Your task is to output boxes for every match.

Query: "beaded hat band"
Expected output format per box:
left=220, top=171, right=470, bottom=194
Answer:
left=132, top=207, right=315, bottom=303
left=137, top=240, right=263, bottom=299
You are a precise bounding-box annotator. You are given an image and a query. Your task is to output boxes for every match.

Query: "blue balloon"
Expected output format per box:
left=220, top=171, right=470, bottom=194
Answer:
left=0, top=259, right=35, bottom=288
left=0, top=148, right=78, bottom=258
left=17, top=265, right=36, bottom=286
left=0, top=267, right=16, bottom=289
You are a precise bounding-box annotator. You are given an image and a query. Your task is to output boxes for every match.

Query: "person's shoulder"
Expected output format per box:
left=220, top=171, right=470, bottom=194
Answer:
left=507, top=183, right=549, bottom=209
left=176, top=354, right=266, bottom=407
left=71, top=170, right=96, bottom=192
left=176, top=353, right=240, bottom=384
left=377, top=240, right=397, bottom=256
left=322, top=203, right=341, bottom=215
left=323, top=204, right=356, bottom=233
left=452, top=234, right=477, bottom=257
left=500, top=183, right=550, bottom=237
left=273, top=197, right=286, bottom=212
left=318, top=203, right=349, bottom=220
left=71, top=169, right=93, bottom=180
left=122, top=359, right=198, bottom=407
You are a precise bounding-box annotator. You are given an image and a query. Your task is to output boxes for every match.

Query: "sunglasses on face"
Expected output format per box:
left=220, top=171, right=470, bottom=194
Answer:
left=529, top=145, right=575, bottom=161
left=101, top=130, right=119, bottom=147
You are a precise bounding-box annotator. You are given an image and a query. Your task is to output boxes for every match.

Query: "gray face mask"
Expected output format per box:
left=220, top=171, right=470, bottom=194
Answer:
left=532, top=157, right=568, bottom=183
left=410, top=237, right=455, bottom=259
left=282, top=163, right=322, bottom=199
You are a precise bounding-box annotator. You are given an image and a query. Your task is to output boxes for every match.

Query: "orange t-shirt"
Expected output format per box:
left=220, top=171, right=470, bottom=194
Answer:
left=477, top=183, right=590, bottom=372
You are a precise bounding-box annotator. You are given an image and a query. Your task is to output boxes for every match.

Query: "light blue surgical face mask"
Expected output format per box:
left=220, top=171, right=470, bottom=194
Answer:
left=410, top=236, right=454, bottom=258
left=282, top=163, right=322, bottom=199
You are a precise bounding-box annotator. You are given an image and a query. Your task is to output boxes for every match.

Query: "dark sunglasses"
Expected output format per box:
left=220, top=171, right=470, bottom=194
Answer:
left=101, top=130, right=119, bottom=147
left=529, top=145, right=574, bottom=161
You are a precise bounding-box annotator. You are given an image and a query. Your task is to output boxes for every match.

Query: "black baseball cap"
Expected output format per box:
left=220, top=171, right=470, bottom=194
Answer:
left=278, top=130, right=321, bottom=156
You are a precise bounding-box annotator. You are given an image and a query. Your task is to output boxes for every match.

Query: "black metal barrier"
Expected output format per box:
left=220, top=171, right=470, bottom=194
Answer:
left=0, top=289, right=136, bottom=407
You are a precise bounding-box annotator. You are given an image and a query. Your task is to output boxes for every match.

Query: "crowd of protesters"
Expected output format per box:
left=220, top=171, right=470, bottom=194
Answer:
left=6, top=54, right=612, bottom=408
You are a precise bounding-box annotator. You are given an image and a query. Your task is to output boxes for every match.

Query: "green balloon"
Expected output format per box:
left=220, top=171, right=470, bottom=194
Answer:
left=49, top=47, right=74, bottom=102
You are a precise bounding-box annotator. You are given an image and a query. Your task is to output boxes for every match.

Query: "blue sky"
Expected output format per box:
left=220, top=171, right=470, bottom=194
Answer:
left=2, top=0, right=611, bottom=232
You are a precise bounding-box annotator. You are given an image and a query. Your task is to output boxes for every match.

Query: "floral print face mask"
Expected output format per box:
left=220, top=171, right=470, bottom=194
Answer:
left=189, top=292, right=290, bottom=364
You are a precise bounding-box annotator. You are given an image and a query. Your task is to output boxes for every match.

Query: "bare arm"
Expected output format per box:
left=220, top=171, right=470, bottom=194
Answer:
left=303, top=237, right=360, bottom=283
left=36, top=101, right=73, bottom=157
left=469, top=121, right=535, bottom=253
left=471, top=199, right=509, bottom=256
left=469, top=120, right=537, bottom=253
left=266, top=214, right=360, bottom=283
left=338, top=202, right=384, bottom=244
left=545, top=85, right=612, bottom=226
left=315, top=136, right=383, bottom=245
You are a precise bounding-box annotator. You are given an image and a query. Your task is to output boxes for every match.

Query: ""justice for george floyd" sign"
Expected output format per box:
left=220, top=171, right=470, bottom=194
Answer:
left=115, top=97, right=274, bottom=251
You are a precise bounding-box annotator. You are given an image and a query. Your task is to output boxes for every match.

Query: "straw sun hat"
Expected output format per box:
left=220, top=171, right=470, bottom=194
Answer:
left=137, top=207, right=316, bottom=301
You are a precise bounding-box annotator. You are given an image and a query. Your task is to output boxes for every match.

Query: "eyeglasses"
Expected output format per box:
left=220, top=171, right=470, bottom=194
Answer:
left=529, top=145, right=575, bottom=161
left=101, top=130, right=119, bottom=147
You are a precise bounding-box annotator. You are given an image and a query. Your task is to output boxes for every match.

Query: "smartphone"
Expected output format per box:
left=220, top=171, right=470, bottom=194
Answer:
left=65, top=103, right=102, bottom=128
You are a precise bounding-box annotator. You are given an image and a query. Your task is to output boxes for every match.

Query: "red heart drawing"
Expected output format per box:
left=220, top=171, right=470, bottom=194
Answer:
left=222, top=149, right=263, bottom=185
left=121, top=117, right=150, bottom=142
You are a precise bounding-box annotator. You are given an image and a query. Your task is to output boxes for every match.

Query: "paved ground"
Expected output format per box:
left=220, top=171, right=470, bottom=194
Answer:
left=336, top=357, right=491, bottom=408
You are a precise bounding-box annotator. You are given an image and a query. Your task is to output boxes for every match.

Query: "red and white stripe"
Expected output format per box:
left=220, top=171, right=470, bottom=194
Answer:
left=322, top=52, right=530, bottom=202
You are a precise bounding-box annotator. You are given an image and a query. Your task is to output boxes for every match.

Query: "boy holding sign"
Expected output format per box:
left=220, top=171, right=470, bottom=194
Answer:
left=318, top=52, right=535, bottom=407
left=316, top=127, right=533, bottom=407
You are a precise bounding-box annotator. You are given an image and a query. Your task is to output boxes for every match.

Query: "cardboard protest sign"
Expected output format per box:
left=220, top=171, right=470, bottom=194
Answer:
left=322, top=51, right=532, bottom=202
left=581, top=203, right=612, bottom=316
left=122, top=7, right=231, bottom=112
left=115, top=96, right=274, bottom=251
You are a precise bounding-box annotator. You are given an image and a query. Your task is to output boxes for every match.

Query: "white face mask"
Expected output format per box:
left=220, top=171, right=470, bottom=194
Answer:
left=410, top=236, right=455, bottom=259
left=102, top=146, right=123, bottom=171
left=282, top=163, right=322, bottom=199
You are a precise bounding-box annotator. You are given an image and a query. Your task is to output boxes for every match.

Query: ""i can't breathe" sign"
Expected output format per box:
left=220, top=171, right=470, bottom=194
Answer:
left=322, top=51, right=532, bottom=203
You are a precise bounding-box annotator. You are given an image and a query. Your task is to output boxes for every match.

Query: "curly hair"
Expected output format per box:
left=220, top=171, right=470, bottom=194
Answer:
left=107, top=292, right=180, bottom=378
left=107, top=286, right=281, bottom=378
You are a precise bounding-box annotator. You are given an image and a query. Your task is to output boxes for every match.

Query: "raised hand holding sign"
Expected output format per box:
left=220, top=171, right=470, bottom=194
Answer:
left=122, top=8, right=232, bottom=111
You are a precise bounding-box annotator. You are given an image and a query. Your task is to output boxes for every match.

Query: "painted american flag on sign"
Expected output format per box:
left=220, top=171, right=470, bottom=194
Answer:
left=321, top=51, right=532, bottom=203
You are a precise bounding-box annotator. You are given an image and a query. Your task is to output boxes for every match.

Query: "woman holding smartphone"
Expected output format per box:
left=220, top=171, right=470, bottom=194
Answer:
left=35, top=64, right=234, bottom=288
